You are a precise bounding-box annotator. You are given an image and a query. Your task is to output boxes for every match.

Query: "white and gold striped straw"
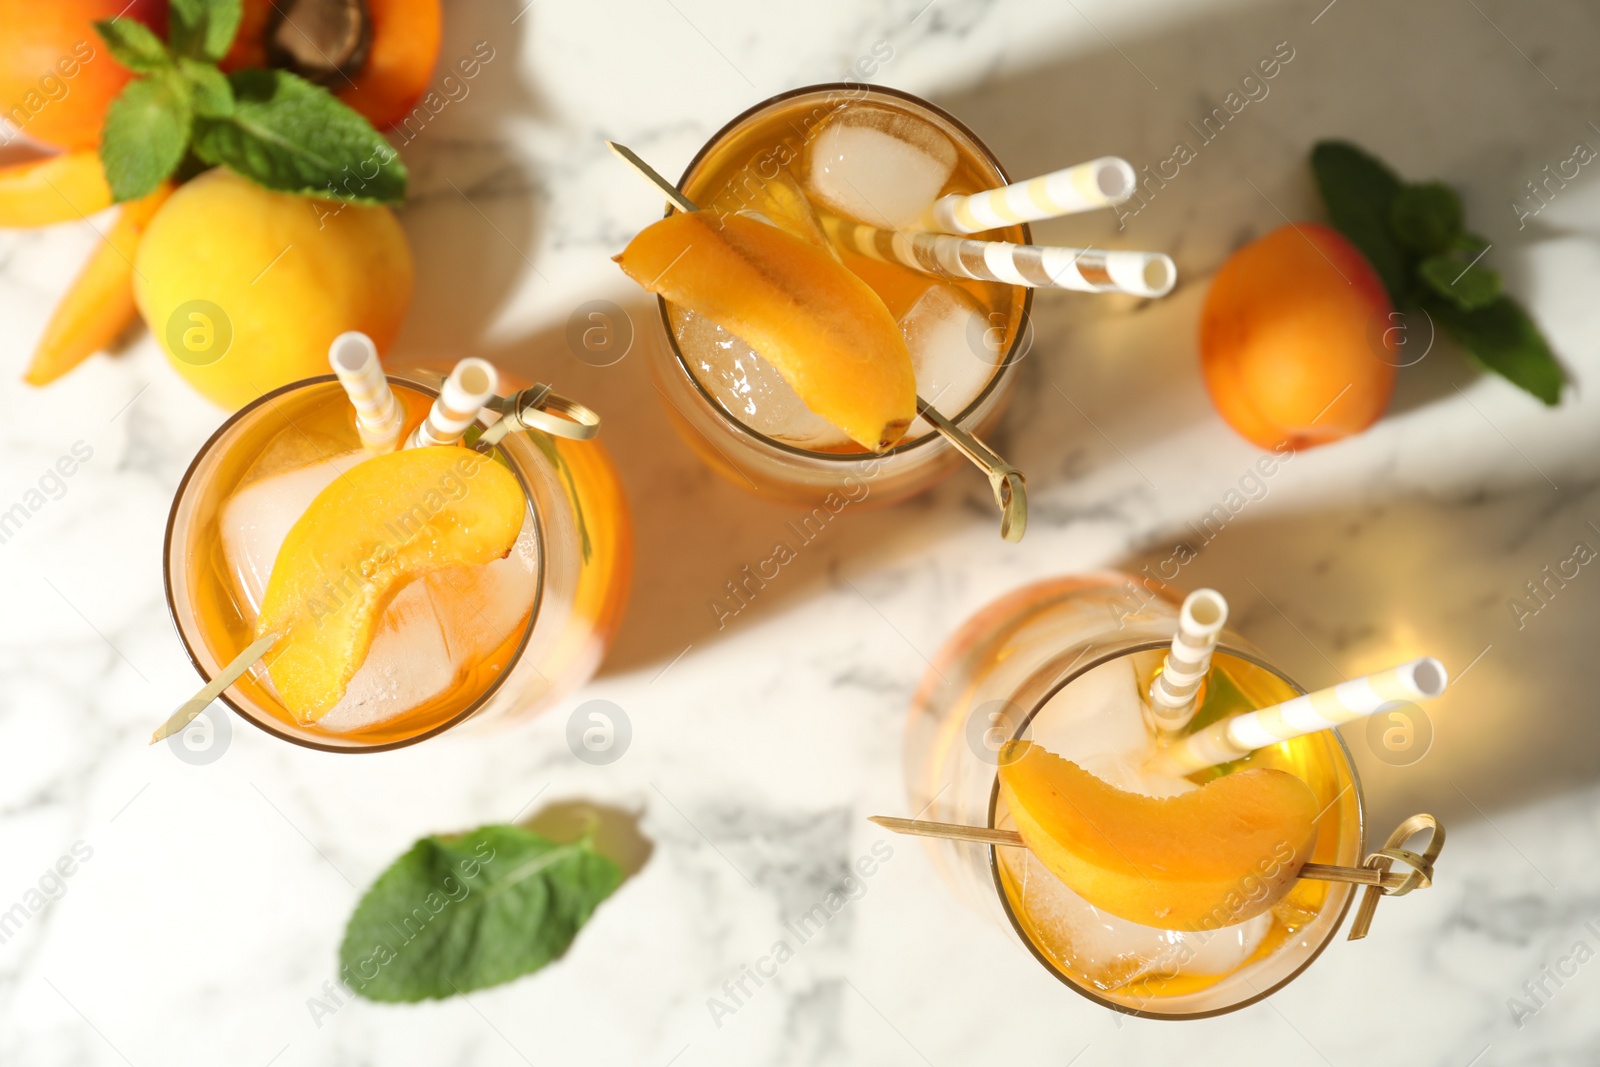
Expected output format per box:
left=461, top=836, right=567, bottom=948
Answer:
left=1150, top=657, right=1448, bottom=776
left=821, top=215, right=1176, bottom=298
left=406, top=357, right=499, bottom=449
left=328, top=331, right=404, bottom=452
left=1148, top=589, right=1228, bottom=733
left=920, top=157, right=1137, bottom=234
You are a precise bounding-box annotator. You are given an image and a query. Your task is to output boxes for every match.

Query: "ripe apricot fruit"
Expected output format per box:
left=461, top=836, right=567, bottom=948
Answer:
left=258, top=446, right=525, bottom=722
left=0, top=0, right=166, bottom=151
left=134, top=168, right=412, bottom=410
left=1200, top=223, right=1397, bottom=451
left=616, top=210, right=917, bottom=450
left=998, top=740, right=1319, bottom=930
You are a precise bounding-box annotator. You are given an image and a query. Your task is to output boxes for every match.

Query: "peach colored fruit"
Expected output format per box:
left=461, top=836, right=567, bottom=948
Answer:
left=1200, top=222, right=1396, bottom=451
left=0, top=0, right=166, bottom=151
left=616, top=210, right=916, bottom=450
left=25, top=181, right=172, bottom=385
left=998, top=740, right=1319, bottom=930
left=134, top=168, right=412, bottom=410
left=258, top=447, right=524, bottom=723
left=0, top=150, right=111, bottom=226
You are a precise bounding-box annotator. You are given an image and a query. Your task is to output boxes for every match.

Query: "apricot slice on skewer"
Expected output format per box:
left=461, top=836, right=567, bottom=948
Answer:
left=257, top=446, right=525, bottom=723
left=615, top=210, right=917, bottom=451
left=997, top=740, right=1319, bottom=930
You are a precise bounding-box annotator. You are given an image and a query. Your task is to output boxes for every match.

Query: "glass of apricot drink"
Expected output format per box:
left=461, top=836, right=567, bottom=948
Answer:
left=904, top=574, right=1365, bottom=1017
left=617, top=84, right=1033, bottom=509
left=164, top=373, right=632, bottom=752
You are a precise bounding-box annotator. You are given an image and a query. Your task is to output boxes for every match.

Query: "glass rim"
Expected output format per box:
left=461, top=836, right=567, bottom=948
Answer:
left=656, top=81, right=1036, bottom=463
left=161, top=372, right=546, bottom=754
left=985, top=637, right=1367, bottom=1019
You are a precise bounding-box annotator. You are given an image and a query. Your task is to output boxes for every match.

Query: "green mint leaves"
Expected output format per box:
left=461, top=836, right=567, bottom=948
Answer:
left=94, top=0, right=406, bottom=205
left=339, top=825, right=623, bottom=1002
left=1310, top=141, right=1407, bottom=301
left=100, top=73, right=193, bottom=202
left=192, top=70, right=407, bottom=204
left=168, top=0, right=244, bottom=63
left=1311, top=140, right=1563, bottom=405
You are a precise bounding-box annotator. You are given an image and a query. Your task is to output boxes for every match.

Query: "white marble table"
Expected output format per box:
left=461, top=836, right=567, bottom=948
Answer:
left=3, top=0, right=1599, bottom=1063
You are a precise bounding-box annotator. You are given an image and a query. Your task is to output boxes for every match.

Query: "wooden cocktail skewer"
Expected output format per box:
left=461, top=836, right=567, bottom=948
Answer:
left=868, top=815, right=1414, bottom=890
left=606, top=140, right=1028, bottom=543
left=149, top=632, right=279, bottom=744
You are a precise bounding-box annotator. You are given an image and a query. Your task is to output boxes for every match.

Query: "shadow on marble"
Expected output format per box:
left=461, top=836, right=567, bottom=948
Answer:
left=1111, top=472, right=1600, bottom=836
left=389, top=3, right=550, bottom=362
left=522, top=799, right=654, bottom=880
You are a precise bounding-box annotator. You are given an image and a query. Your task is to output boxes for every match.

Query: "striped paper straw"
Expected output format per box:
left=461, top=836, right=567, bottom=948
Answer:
left=1151, top=657, right=1448, bottom=776
left=1148, top=589, right=1229, bottom=733
left=920, top=157, right=1137, bottom=234
left=406, top=358, right=499, bottom=449
left=328, top=331, right=403, bottom=452
left=821, top=215, right=1176, bottom=298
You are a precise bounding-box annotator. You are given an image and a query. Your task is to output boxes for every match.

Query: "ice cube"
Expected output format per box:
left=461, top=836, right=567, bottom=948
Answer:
left=804, top=104, right=957, bottom=229
left=317, top=512, right=538, bottom=734
left=1000, top=845, right=1271, bottom=991
left=899, top=284, right=1001, bottom=438
left=219, top=453, right=359, bottom=614
left=316, top=582, right=457, bottom=733
left=427, top=514, right=540, bottom=664
left=1026, top=657, right=1195, bottom=798
left=670, top=307, right=851, bottom=451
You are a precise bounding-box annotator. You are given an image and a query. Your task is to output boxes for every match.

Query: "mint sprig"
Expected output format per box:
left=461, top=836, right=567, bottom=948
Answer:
left=93, top=0, right=405, bottom=204
left=1311, top=140, right=1564, bottom=405
left=339, top=825, right=623, bottom=1002
left=193, top=70, right=407, bottom=204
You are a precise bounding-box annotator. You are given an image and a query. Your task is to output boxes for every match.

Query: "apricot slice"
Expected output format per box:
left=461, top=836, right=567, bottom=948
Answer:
left=25, top=181, right=171, bottom=385
left=256, top=446, right=525, bottom=723
left=0, top=151, right=111, bottom=226
left=998, top=740, right=1318, bottom=931
left=615, top=210, right=916, bottom=450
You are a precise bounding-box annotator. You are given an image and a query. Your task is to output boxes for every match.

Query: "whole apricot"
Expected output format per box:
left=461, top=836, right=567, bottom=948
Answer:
left=134, top=168, right=413, bottom=410
left=1200, top=222, right=1396, bottom=450
left=0, top=0, right=166, bottom=151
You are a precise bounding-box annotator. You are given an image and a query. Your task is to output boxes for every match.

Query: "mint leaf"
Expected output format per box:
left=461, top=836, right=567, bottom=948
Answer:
left=1418, top=251, right=1499, bottom=309
left=168, top=0, right=243, bottom=62
left=100, top=73, right=192, bottom=202
left=1389, top=182, right=1463, bottom=255
left=339, top=825, right=622, bottom=1002
left=1310, top=140, right=1408, bottom=302
left=179, top=58, right=234, bottom=118
left=192, top=70, right=406, bottom=204
left=93, top=17, right=171, bottom=74
left=1426, top=295, right=1564, bottom=405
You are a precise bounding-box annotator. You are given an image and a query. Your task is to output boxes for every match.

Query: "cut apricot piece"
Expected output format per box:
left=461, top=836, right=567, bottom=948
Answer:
left=616, top=210, right=916, bottom=450
left=25, top=182, right=172, bottom=385
left=335, top=0, right=442, bottom=129
left=256, top=447, right=525, bottom=723
left=998, top=740, right=1318, bottom=931
left=0, top=151, right=111, bottom=226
